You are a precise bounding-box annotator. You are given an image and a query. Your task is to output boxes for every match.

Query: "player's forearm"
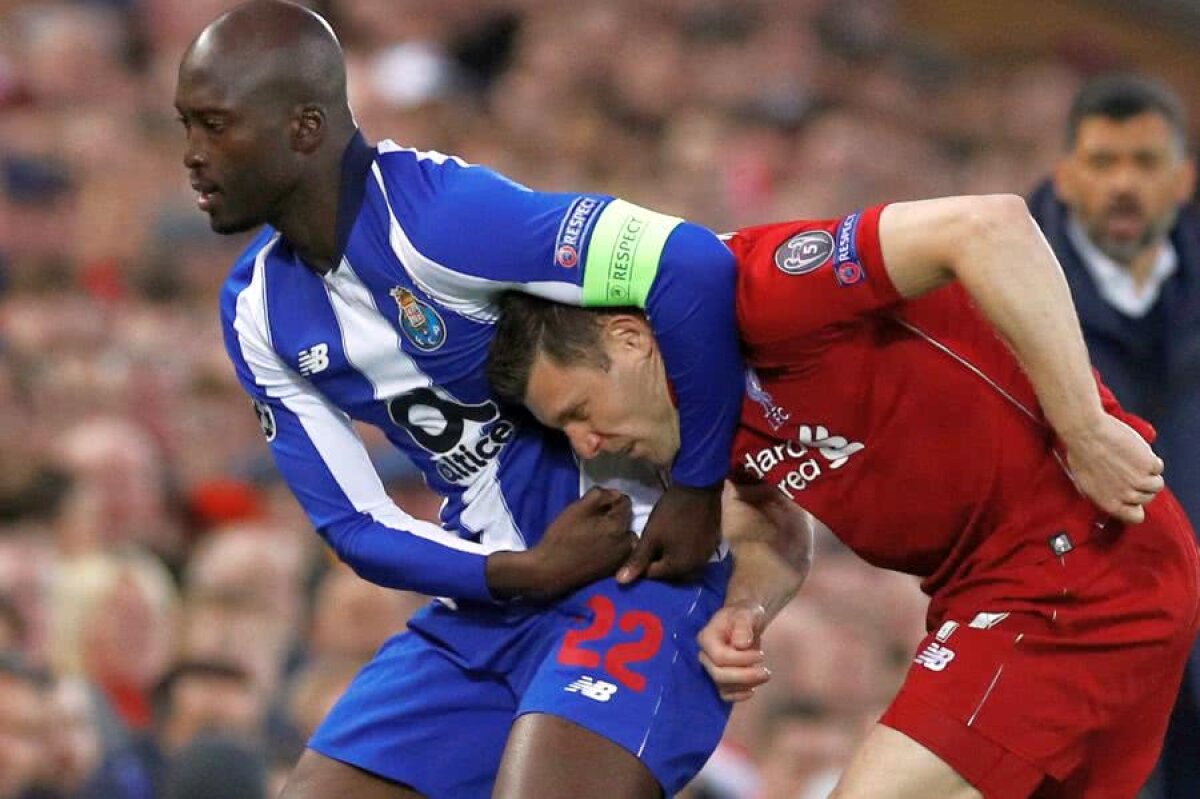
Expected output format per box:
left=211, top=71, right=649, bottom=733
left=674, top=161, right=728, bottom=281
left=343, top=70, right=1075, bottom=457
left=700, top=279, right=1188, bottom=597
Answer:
left=723, top=484, right=813, bottom=620
left=947, top=195, right=1105, bottom=441
left=322, top=515, right=495, bottom=601
left=726, top=540, right=807, bottom=623
left=883, top=195, right=1106, bottom=440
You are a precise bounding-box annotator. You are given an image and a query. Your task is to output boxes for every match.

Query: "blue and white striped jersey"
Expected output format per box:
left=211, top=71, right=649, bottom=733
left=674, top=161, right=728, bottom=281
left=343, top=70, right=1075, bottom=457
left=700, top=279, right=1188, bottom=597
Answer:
left=220, top=133, right=741, bottom=602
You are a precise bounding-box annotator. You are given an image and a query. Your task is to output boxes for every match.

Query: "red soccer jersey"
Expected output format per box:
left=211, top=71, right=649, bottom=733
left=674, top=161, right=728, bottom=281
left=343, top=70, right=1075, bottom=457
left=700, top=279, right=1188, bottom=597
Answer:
left=725, top=206, right=1155, bottom=599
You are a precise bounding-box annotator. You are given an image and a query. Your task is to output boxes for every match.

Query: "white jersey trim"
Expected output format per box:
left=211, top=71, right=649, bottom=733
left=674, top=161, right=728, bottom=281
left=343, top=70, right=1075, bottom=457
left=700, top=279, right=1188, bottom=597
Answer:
left=230, top=243, right=488, bottom=556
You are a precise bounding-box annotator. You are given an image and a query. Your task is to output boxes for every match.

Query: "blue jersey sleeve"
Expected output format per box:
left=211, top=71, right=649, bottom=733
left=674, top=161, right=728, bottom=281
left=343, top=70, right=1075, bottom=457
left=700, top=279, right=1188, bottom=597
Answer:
left=393, top=157, right=742, bottom=487
left=221, top=248, right=496, bottom=602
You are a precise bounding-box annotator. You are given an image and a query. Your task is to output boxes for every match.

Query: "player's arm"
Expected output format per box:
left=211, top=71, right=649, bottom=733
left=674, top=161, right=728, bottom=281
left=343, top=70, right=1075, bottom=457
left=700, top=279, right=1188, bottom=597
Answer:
left=878, top=195, right=1165, bottom=523
left=698, top=482, right=813, bottom=702
left=223, top=287, right=633, bottom=602
left=406, top=159, right=743, bottom=578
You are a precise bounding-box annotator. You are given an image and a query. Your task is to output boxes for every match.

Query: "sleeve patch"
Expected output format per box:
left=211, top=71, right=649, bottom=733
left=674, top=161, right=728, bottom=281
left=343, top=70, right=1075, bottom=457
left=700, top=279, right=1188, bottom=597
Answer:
left=833, top=211, right=867, bottom=287
left=774, top=230, right=834, bottom=275
left=554, top=196, right=609, bottom=269
left=581, top=199, right=683, bottom=307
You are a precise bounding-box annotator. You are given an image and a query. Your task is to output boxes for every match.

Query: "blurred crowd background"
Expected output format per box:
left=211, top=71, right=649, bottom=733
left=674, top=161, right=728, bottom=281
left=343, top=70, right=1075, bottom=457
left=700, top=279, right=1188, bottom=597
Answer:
left=0, top=1, right=1197, bottom=797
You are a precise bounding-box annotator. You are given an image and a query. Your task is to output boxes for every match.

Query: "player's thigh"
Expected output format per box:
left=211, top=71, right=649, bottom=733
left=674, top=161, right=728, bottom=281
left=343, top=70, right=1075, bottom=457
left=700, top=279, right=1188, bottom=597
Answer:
left=512, top=563, right=732, bottom=796
left=308, top=630, right=515, bottom=797
left=831, top=724, right=982, bottom=799
left=282, top=749, right=426, bottom=799
left=493, top=713, right=660, bottom=799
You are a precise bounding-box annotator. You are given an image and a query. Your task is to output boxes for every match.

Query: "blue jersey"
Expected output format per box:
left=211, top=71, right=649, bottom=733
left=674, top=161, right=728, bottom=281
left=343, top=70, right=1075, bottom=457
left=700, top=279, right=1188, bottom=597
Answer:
left=220, top=132, right=740, bottom=602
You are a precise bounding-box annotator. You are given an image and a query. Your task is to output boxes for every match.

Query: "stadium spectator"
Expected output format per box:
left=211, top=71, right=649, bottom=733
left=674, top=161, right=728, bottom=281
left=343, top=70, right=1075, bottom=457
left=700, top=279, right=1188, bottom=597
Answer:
left=163, top=734, right=268, bottom=799
left=134, top=659, right=264, bottom=796
left=0, top=653, right=48, bottom=799
left=48, top=550, right=178, bottom=731
left=29, top=675, right=154, bottom=799
left=308, top=564, right=426, bottom=664
left=1029, top=72, right=1200, bottom=799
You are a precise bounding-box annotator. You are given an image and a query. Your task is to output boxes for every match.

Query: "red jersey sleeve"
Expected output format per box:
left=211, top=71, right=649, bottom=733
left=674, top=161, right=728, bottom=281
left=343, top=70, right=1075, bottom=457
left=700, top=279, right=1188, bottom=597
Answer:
left=728, top=206, right=900, bottom=360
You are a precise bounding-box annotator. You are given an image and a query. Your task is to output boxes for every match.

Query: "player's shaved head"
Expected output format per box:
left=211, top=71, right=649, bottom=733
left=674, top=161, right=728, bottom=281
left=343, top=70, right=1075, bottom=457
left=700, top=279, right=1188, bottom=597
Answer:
left=175, top=1, right=358, bottom=240
left=180, top=0, right=350, bottom=120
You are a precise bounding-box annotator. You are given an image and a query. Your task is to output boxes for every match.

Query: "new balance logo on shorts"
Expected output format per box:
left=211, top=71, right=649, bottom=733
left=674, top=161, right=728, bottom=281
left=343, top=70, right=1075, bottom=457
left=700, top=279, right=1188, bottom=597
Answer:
left=914, top=642, right=956, bottom=672
left=297, top=343, right=330, bottom=376
left=565, top=675, right=619, bottom=702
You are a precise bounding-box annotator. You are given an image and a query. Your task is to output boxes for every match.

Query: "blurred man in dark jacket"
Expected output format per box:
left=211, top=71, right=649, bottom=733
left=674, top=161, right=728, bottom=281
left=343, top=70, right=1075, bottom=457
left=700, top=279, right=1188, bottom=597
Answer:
left=1029, top=72, right=1200, bottom=799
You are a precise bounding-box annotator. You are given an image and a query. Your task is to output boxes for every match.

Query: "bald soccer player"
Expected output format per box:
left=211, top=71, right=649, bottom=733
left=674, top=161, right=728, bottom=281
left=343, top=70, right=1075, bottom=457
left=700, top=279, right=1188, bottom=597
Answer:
left=176, top=2, right=751, bottom=798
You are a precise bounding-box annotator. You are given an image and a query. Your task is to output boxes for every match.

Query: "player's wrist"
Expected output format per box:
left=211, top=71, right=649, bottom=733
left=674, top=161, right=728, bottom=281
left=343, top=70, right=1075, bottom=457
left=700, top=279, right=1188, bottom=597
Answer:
left=485, top=549, right=550, bottom=602
left=1054, top=404, right=1109, bottom=450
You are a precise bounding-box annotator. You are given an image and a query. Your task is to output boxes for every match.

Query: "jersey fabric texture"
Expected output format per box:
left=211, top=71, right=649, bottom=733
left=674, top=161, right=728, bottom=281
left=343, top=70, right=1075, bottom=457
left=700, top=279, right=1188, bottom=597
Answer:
left=311, top=561, right=731, bottom=797
left=725, top=206, right=1200, bottom=797
left=219, top=132, right=733, bottom=794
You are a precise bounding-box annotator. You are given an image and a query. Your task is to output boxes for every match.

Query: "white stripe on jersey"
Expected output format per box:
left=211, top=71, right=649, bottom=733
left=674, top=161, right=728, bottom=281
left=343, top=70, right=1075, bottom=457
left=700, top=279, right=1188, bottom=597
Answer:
left=323, top=260, right=525, bottom=553
left=376, top=139, right=470, bottom=168
left=369, top=156, right=584, bottom=323
left=232, top=242, right=488, bottom=556
left=323, top=259, right=432, bottom=400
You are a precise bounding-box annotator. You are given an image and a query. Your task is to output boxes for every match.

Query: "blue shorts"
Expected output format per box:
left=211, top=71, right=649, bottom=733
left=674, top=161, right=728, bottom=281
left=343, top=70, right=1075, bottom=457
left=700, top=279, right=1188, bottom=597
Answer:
left=309, top=560, right=731, bottom=798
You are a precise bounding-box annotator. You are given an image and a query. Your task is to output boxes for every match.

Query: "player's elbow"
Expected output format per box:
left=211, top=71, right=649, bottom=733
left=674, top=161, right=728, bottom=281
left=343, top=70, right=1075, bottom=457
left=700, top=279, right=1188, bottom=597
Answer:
left=946, top=194, right=1037, bottom=277
left=958, top=194, right=1034, bottom=248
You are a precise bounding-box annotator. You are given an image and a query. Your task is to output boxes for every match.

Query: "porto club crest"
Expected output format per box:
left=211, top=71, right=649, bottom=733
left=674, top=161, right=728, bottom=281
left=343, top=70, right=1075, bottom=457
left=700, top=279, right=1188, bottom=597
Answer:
left=390, top=287, right=446, bottom=351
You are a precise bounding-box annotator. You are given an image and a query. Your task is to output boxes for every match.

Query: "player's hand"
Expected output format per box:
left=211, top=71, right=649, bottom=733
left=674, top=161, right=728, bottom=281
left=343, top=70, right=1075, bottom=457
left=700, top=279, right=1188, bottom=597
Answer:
left=697, top=600, right=770, bottom=702
left=487, top=487, right=635, bottom=602
left=1064, top=414, right=1165, bottom=525
left=618, top=482, right=721, bottom=584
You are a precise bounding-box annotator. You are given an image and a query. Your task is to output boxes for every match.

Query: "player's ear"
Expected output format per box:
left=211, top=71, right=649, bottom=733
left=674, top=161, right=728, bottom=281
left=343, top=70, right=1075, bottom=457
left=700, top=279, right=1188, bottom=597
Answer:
left=293, top=105, right=325, bottom=155
left=604, top=314, right=655, bottom=359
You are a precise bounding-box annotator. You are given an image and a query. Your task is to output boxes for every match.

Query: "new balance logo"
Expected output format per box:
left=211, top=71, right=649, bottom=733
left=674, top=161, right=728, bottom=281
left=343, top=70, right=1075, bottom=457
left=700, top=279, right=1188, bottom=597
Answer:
left=564, top=675, right=619, bottom=702
left=297, top=343, right=330, bottom=376
left=914, top=642, right=956, bottom=672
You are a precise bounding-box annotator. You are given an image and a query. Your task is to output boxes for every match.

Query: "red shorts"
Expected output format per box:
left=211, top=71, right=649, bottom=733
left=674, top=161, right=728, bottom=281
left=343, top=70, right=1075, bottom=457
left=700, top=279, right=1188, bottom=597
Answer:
left=880, top=490, right=1200, bottom=798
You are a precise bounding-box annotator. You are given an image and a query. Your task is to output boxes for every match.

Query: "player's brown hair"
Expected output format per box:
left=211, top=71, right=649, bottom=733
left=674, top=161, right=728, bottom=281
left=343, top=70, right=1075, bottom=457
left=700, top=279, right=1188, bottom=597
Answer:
left=487, top=292, right=626, bottom=404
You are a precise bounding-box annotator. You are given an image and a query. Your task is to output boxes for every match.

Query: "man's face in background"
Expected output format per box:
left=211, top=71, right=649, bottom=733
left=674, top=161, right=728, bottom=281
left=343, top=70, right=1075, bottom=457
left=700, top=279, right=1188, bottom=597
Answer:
left=1056, top=112, right=1196, bottom=265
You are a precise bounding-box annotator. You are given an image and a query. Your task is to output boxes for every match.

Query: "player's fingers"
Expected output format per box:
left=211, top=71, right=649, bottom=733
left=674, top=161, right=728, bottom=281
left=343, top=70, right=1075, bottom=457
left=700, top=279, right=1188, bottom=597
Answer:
left=1122, top=487, right=1159, bottom=506
left=699, top=653, right=770, bottom=688
left=1114, top=503, right=1146, bottom=525
left=581, top=486, right=619, bottom=507
left=617, top=536, right=659, bottom=584
left=697, top=611, right=737, bottom=639
left=699, top=645, right=765, bottom=668
left=1134, top=473, right=1165, bottom=494
left=721, top=689, right=755, bottom=703
left=1151, top=456, right=1165, bottom=476
left=642, top=556, right=703, bottom=582
left=604, top=492, right=633, bottom=521
left=731, top=608, right=766, bottom=650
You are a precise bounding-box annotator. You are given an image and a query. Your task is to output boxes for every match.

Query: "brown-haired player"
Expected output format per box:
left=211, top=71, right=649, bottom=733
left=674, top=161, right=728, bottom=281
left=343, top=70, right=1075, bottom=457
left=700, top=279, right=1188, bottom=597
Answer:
left=488, top=196, right=1200, bottom=798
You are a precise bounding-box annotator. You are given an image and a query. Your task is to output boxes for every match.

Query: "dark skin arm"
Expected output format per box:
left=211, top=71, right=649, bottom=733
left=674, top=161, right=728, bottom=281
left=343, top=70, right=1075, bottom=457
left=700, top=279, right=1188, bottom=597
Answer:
left=616, top=482, right=721, bottom=583
left=486, top=487, right=635, bottom=602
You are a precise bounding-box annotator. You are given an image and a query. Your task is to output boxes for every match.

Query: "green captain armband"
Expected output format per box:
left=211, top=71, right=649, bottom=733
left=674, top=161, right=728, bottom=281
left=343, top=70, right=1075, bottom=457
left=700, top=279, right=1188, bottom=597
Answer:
left=581, top=199, right=683, bottom=308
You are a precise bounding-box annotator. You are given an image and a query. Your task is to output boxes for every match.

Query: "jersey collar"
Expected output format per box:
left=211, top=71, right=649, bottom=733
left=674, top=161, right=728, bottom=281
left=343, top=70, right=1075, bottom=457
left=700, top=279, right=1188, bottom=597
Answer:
left=332, top=129, right=377, bottom=271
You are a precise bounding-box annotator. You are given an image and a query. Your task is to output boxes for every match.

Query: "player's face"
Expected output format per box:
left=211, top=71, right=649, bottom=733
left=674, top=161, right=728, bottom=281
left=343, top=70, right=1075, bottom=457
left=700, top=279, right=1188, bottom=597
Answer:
left=174, top=62, right=301, bottom=235
left=523, top=318, right=680, bottom=468
left=1056, top=113, right=1196, bottom=264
